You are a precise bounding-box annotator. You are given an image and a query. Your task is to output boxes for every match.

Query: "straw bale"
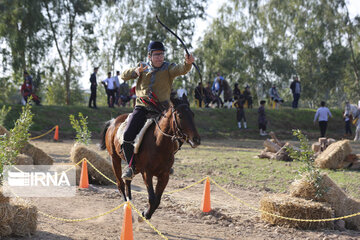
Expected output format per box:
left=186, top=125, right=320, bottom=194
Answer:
left=10, top=203, right=37, bottom=237
left=0, top=125, right=9, bottom=136
left=21, top=142, right=53, bottom=165
left=290, top=173, right=360, bottom=230
left=13, top=154, right=33, bottom=165
left=314, top=140, right=352, bottom=169
left=312, top=142, right=321, bottom=153
left=0, top=187, right=10, bottom=204
left=0, top=203, right=14, bottom=224
left=70, top=143, right=115, bottom=185
left=0, top=224, right=12, bottom=237
left=345, top=154, right=358, bottom=163
left=260, top=194, right=334, bottom=229
left=327, top=138, right=336, bottom=146
left=263, top=139, right=281, bottom=153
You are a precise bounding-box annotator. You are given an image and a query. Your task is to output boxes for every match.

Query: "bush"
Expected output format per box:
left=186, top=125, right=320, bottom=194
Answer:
left=69, top=112, right=91, bottom=145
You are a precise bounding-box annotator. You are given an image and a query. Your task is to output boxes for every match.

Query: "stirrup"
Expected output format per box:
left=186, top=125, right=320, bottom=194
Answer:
left=122, top=165, right=135, bottom=180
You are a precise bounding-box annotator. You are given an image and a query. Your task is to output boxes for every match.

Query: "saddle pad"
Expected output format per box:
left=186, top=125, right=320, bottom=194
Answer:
left=116, top=114, right=154, bottom=154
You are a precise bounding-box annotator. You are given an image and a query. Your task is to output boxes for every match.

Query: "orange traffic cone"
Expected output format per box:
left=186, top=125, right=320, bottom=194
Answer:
left=79, top=159, right=89, bottom=188
left=53, top=125, right=59, bottom=141
left=201, top=177, right=211, bottom=212
left=120, top=203, right=133, bottom=240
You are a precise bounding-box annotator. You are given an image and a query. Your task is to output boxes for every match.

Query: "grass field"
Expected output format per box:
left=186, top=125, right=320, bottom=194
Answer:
left=1, top=104, right=351, bottom=140
left=174, top=139, right=360, bottom=199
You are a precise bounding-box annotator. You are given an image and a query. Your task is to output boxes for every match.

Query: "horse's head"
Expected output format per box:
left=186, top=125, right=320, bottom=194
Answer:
left=169, top=94, right=201, bottom=148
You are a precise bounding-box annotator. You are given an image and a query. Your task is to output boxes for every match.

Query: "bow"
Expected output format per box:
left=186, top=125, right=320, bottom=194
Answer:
left=156, top=14, right=203, bottom=84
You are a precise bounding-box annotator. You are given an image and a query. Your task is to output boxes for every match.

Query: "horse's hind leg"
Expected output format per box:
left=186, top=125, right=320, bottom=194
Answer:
left=111, top=154, right=127, bottom=201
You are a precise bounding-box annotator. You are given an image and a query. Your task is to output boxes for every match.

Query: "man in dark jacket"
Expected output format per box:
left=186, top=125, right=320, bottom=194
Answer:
left=290, top=76, right=301, bottom=109
left=88, top=67, right=98, bottom=108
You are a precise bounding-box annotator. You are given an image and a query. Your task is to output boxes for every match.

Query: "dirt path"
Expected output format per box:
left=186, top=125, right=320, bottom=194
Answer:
left=4, top=139, right=360, bottom=240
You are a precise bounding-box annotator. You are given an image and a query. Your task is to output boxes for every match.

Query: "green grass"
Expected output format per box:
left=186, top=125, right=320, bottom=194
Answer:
left=0, top=104, right=350, bottom=140
left=174, top=140, right=360, bottom=199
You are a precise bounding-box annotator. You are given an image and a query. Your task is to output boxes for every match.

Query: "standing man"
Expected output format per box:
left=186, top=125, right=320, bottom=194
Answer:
left=114, top=71, right=121, bottom=106
left=194, top=82, right=204, bottom=107
left=120, top=41, right=194, bottom=180
left=290, top=76, right=301, bottom=109
left=88, top=67, right=98, bottom=109
left=314, top=101, right=332, bottom=137
left=102, top=72, right=117, bottom=108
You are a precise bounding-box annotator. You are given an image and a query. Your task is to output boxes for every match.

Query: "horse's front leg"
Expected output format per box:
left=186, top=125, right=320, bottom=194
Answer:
left=141, top=173, right=158, bottom=220
left=111, top=154, right=127, bottom=201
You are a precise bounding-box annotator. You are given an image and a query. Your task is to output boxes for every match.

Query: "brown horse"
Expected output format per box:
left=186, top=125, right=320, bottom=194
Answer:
left=100, top=95, right=201, bottom=220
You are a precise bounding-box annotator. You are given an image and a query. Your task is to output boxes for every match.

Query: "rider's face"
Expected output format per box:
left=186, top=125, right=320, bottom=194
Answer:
left=149, top=50, right=165, bottom=68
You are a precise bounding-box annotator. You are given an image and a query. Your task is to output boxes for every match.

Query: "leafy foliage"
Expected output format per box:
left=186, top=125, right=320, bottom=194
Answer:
left=287, top=129, right=325, bottom=198
left=0, top=102, right=33, bottom=176
left=0, top=105, right=11, bottom=126
left=69, top=112, right=91, bottom=145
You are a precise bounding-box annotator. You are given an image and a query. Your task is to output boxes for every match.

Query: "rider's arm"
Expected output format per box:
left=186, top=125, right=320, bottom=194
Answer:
left=168, top=61, right=192, bottom=79
left=121, top=67, right=139, bottom=81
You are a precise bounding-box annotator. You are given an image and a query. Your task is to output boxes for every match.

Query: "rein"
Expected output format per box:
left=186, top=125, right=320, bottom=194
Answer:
left=154, top=104, right=189, bottom=144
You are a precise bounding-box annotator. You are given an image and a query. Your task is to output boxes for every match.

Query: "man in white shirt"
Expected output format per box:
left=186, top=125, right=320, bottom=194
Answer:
left=177, top=87, right=187, bottom=99
left=113, top=71, right=121, bottom=106
left=314, top=101, right=332, bottom=137
left=102, top=72, right=117, bottom=108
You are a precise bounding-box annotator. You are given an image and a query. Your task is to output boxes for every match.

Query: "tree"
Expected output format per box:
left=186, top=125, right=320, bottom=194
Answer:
left=43, top=0, right=100, bottom=105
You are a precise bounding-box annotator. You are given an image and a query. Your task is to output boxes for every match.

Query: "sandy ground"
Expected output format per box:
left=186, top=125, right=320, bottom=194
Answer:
left=3, top=139, right=360, bottom=240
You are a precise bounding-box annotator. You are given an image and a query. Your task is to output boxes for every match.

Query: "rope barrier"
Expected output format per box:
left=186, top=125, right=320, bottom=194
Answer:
left=208, top=177, right=360, bottom=222
left=129, top=202, right=169, bottom=240
left=29, top=126, right=56, bottom=140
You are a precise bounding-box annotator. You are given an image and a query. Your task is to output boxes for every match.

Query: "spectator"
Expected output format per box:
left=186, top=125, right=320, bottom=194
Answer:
left=233, top=83, right=241, bottom=100
left=243, top=85, right=253, bottom=108
left=314, top=101, right=332, bottom=137
left=23, top=70, right=33, bottom=85
left=269, top=84, right=284, bottom=108
left=177, top=86, right=188, bottom=99
left=222, top=79, right=233, bottom=108
left=234, top=95, right=247, bottom=129
left=344, top=101, right=352, bottom=137
left=88, top=67, right=98, bottom=109
left=118, top=80, right=130, bottom=107
left=20, top=79, right=41, bottom=105
left=102, top=72, right=117, bottom=108
left=258, top=100, right=267, bottom=136
left=114, top=71, right=121, bottom=106
left=204, top=81, right=215, bottom=108
left=194, top=82, right=205, bottom=107
left=290, top=76, right=301, bottom=108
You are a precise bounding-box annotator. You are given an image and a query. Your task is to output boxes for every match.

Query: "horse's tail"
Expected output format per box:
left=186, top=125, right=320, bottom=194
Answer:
left=100, top=119, right=112, bottom=150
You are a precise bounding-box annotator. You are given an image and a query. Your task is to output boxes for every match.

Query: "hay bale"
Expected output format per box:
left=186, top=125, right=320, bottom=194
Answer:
left=289, top=173, right=360, bottom=230
left=0, top=187, right=10, bottom=204
left=21, top=142, right=53, bottom=165
left=312, top=142, right=321, bottom=153
left=0, top=224, right=12, bottom=237
left=260, top=194, right=334, bottom=229
left=314, top=140, right=352, bottom=169
left=13, top=154, right=33, bottom=165
left=0, top=125, right=9, bottom=136
left=70, top=143, right=115, bottom=185
left=10, top=203, right=37, bottom=237
left=0, top=202, right=14, bottom=237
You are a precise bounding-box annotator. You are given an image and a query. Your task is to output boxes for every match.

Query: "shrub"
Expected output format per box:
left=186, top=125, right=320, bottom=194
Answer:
left=69, top=112, right=91, bottom=145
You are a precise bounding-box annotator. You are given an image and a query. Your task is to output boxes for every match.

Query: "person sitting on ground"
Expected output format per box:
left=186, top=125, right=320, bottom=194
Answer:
left=269, top=84, right=284, bottom=107
left=258, top=100, right=267, bottom=136
left=243, top=85, right=253, bottom=108
left=120, top=40, right=194, bottom=180
left=118, top=80, right=130, bottom=107
left=20, top=79, right=41, bottom=105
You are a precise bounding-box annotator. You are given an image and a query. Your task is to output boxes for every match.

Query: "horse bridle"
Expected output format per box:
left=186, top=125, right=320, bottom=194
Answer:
left=154, top=103, right=191, bottom=143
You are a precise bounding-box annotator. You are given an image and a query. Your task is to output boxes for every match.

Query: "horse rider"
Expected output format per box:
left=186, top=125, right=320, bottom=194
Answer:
left=120, top=41, right=195, bottom=180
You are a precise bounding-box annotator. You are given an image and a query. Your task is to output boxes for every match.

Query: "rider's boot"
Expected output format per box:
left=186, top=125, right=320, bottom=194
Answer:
left=121, top=142, right=135, bottom=180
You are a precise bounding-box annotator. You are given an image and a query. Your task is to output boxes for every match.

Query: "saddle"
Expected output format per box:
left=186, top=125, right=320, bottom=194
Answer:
left=116, top=114, right=154, bottom=154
